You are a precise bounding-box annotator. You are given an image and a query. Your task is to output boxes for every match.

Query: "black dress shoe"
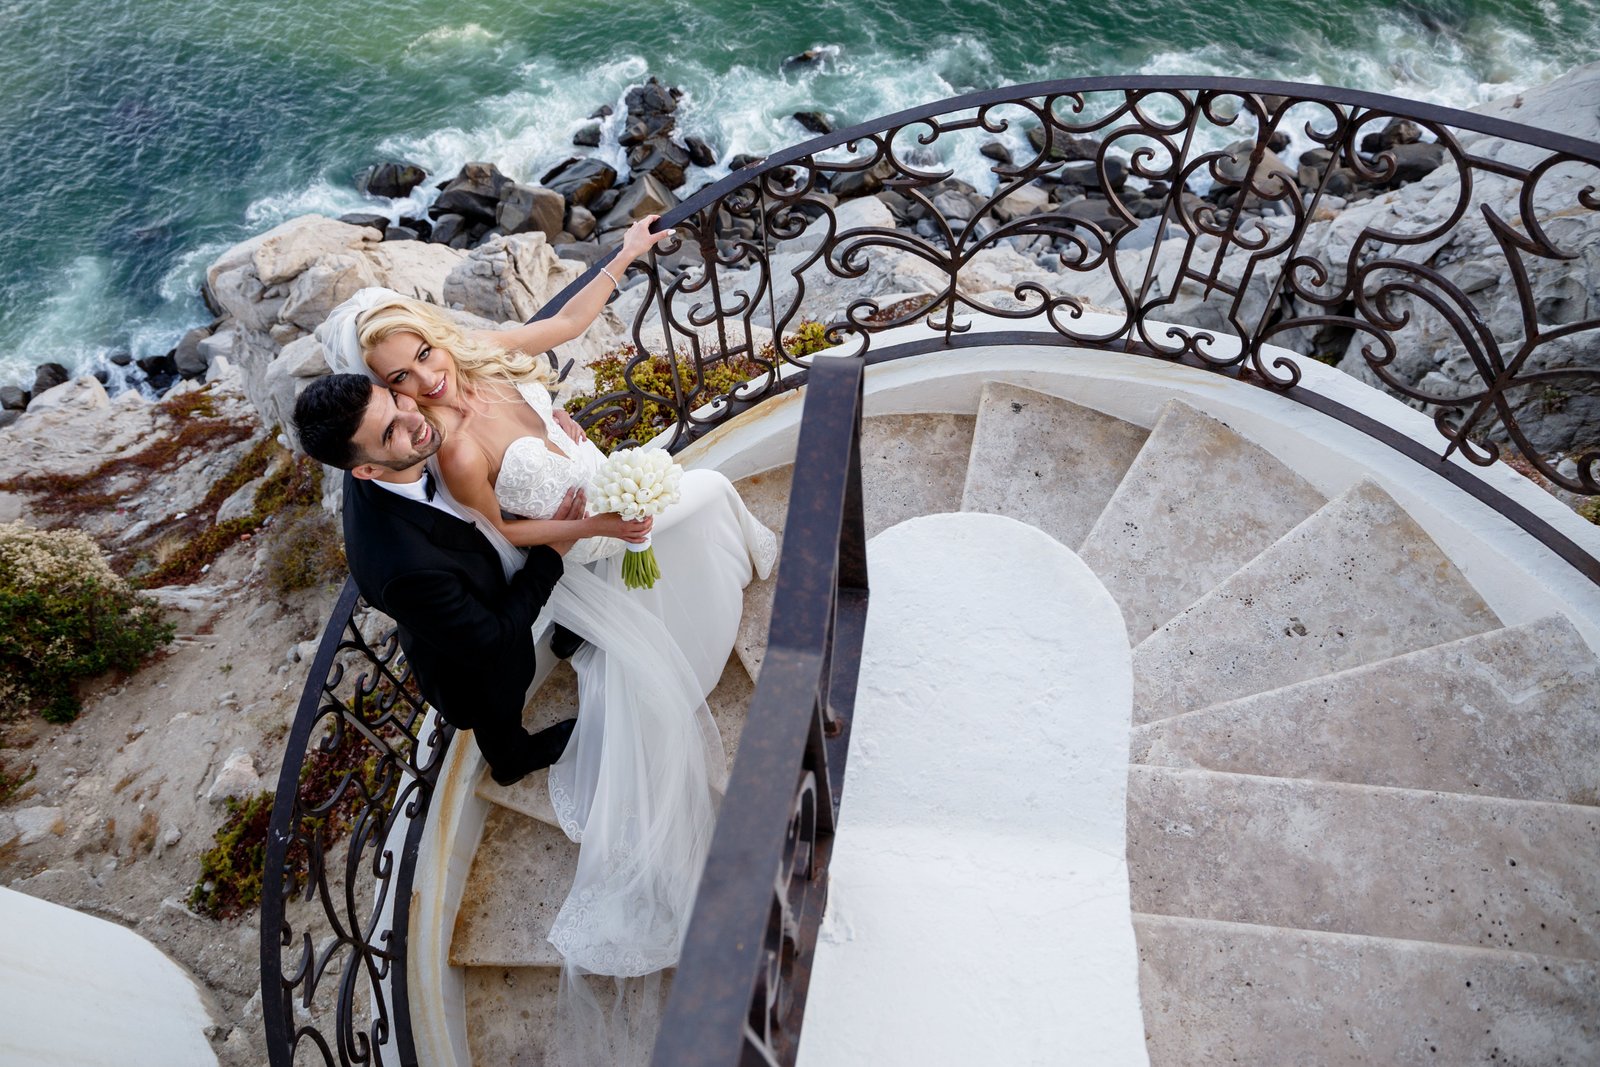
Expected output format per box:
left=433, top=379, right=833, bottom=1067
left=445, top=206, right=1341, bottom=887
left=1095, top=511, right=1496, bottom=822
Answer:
left=489, top=717, right=577, bottom=786
left=550, top=623, right=584, bottom=660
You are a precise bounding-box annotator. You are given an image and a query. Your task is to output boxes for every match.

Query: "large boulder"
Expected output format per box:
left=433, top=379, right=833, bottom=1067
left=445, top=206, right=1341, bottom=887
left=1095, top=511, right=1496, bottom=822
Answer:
left=442, top=232, right=584, bottom=324
left=359, top=161, right=428, bottom=199
left=497, top=183, right=566, bottom=239
left=546, top=159, right=619, bottom=208
left=172, top=326, right=213, bottom=379
left=32, top=362, right=69, bottom=395
left=598, top=173, right=678, bottom=232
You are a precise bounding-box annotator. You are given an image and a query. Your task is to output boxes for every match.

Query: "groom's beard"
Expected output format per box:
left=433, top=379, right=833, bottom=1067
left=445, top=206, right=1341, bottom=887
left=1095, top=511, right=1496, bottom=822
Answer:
left=364, top=417, right=445, bottom=472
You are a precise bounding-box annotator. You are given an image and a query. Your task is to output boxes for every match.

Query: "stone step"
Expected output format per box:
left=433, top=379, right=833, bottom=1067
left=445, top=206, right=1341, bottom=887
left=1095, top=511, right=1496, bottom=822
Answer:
left=479, top=654, right=754, bottom=824
left=959, top=381, right=1148, bottom=552
left=450, top=807, right=575, bottom=968
left=730, top=412, right=974, bottom=679
left=1080, top=400, right=1326, bottom=641
left=1127, top=766, right=1600, bottom=960
left=860, top=412, right=975, bottom=540
left=1132, top=616, right=1600, bottom=805
left=462, top=966, right=674, bottom=1067
left=731, top=464, right=791, bottom=680
left=1131, top=479, right=1500, bottom=724
left=1134, top=913, right=1600, bottom=1066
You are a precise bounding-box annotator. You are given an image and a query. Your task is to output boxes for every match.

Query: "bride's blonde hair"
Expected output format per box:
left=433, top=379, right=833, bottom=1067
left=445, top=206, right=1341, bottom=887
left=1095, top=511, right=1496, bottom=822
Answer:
left=357, top=296, right=555, bottom=389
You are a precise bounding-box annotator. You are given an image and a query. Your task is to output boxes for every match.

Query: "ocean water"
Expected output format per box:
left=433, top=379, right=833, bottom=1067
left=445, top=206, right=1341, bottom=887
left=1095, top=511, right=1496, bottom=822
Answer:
left=3, top=0, right=1598, bottom=390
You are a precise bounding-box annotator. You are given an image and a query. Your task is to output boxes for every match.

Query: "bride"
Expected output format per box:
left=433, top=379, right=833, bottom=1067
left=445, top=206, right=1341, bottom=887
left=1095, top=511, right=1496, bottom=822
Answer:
left=317, top=216, right=776, bottom=1057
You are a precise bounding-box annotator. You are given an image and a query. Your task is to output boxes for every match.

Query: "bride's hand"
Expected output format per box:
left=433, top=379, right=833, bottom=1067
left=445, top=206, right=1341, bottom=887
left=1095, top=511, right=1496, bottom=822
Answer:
left=588, top=514, right=653, bottom=543
left=551, top=407, right=587, bottom=445
left=617, top=214, right=674, bottom=263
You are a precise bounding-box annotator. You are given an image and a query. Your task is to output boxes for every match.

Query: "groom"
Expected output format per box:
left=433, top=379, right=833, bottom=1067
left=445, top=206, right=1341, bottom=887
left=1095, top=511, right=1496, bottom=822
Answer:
left=293, top=373, right=578, bottom=786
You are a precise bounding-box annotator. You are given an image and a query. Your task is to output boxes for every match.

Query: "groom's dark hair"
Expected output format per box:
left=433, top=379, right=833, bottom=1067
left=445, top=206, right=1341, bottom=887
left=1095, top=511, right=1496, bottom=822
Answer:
left=294, top=373, right=376, bottom=470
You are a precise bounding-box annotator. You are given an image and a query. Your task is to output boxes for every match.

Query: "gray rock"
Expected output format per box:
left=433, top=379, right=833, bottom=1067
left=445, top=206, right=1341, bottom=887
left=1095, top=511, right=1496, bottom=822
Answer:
left=430, top=213, right=471, bottom=247
left=599, top=173, right=679, bottom=232
left=172, top=326, right=213, bottom=379
left=497, top=183, right=565, bottom=239
left=108, top=351, right=132, bottom=366
left=980, top=141, right=1013, bottom=165
left=618, top=113, right=675, bottom=147
left=565, top=205, right=597, bottom=241
left=0, top=384, right=28, bottom=410
left=205, top=750, right=261, bottom=805
left=384, top=224, right=422, bottom=241
left=359, top=161, right=427, bottom=199
left=1058, top=157, right=1128, bottom=193
left=793, top=111, right=833, bottom=135
left=11, top=806, right=65, bottom=846
left=1026, top=126, right=1099, bottom=162
left=627, top=137, right=690, bottom=188
left=1360, top=118, right=1422, bottom=154
left=0, top=409, right=19, bottom=430
left=337, top=213, right=389, bottom=233
left=545, top=158, right=619, bottom=208
left=625, top=77, right=677, bottom=116
left=551, top=240, right=608, bottom=268
left=33, top=362, right=69, bottom=394
left=572, top=123, right=602, bottom=148
left=831, top=158, right=896, bottom=200
left=215, top=476, right=264, bottom=524
left=1379, top=141, right=1446, bottom=185
left=432, top=186, right=498, bottom=223
left=685, top=136, right=717, bottom=168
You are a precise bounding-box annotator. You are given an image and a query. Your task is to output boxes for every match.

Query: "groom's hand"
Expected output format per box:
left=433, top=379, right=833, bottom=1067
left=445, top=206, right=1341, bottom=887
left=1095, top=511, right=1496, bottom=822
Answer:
left=548, top=487, right=586, bottom=556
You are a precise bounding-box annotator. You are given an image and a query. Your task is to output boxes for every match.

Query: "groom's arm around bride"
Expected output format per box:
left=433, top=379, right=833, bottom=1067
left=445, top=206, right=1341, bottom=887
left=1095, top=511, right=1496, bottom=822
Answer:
left=293, top=373, right=577, bottom=786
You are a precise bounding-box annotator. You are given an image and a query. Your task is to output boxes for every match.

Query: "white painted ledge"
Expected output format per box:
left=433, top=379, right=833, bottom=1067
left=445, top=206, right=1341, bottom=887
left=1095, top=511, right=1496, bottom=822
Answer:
left=0, top=886, right=218, bottom=1066
left=798, top=513, right=1147, bottom=1067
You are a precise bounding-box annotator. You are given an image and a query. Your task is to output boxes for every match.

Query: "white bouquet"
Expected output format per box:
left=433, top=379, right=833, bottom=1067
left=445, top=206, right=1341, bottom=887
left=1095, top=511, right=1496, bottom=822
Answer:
left=590, top=448, right=683, bottom=589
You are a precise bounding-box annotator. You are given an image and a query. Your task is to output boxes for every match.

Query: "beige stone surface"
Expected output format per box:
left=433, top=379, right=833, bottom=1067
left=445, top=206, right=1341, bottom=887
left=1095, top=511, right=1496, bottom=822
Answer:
left=1133, top=616, right=1600, bottom=805
left=463, top=967, right=673, bottom=1067
left=1135, top=914, right=1600, bottom=1066
left=1081, top=400, right=1325, bottom=640
left=860, top=413, right=974, bottom=539
left=1131, top=480, right=1500, bottom=723
left=960, top=382, right=1148, bottom=552
left=463, top=966, right=563, bottom=1067
left=1127, top=766, right=1600, bottom=959
left=450, top=809, right=575, bottom=968
left=731, top=465, right=792, bottom=679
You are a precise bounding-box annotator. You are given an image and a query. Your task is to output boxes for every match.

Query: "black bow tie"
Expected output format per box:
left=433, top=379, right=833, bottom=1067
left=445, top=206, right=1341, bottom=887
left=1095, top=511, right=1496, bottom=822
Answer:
left=422, top=468, right=437, bottom=501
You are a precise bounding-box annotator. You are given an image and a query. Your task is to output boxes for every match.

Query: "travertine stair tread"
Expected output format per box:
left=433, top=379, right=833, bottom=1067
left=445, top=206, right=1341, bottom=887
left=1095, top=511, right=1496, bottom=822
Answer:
left=464, top=966, right=675, bottom=1067
left=959, top=382, right=1148, bottom=550
left=730, top=411, right=973, bottom=679
left=1132, top=615, right=1600, bottom=804
left=731, top=465, right=791, bottom=680
left=860, top=412, right=974, bottom=540
left=1131, top=479, right=1501, bottom=723
left=1079, top=400, right=1326, bottom=640
left=1127, top=766, right=1600, bottom=959
left=480, top=653, right=755, bottom=823
left=450, top=807, right=575, bottom=968
left=1134, top=913, right=1600, bottom=1065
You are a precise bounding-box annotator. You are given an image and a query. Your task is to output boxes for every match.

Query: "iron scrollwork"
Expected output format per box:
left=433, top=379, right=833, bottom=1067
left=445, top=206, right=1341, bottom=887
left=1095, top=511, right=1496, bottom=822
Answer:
left=570, top=77, right=1599, bottom=494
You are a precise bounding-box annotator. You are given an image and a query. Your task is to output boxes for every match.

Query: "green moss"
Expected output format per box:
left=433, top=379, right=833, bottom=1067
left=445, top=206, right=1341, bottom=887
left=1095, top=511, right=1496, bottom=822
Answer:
left=564, top=321, right=836, bottom=452
left=1577, top=497, right=1600, bottom=526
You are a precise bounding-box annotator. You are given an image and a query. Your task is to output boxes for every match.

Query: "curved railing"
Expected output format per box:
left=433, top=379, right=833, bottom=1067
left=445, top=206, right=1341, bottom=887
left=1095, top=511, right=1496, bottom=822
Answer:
left=261, top=75, right=1600, bottom=1067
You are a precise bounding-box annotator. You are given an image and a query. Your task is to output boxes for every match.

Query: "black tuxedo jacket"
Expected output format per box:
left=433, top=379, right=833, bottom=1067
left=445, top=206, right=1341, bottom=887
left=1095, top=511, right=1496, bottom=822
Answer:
left=341, top=472, right=563, bottom=734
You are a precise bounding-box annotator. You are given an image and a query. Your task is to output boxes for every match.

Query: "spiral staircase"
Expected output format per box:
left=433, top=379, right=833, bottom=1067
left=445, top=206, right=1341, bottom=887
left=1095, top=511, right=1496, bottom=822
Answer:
left=409, top=337, right=1600, bottom=1065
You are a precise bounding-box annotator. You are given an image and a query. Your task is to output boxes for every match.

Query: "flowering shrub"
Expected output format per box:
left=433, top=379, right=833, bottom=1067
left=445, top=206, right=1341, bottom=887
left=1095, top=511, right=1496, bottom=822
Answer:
left=565, top=320, right=837, bottom=452
left=0, top=522, right=173, bottom=722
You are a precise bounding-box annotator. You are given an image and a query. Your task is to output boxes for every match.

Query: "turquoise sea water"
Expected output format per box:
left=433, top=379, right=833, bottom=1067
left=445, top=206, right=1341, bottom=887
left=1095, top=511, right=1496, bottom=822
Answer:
left=3, top=0, right=1598, bottom=390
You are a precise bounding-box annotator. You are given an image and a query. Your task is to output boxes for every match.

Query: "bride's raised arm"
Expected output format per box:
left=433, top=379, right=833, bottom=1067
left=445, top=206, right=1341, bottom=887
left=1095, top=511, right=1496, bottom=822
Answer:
left=435, top=431, right=651, bottom=549
left=465, top=214, right=675, bottom=357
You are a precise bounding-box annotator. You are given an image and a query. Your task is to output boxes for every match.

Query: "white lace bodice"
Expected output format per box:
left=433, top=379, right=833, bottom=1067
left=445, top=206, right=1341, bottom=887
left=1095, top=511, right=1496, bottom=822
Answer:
left=493, top=382, right=622, bottom=564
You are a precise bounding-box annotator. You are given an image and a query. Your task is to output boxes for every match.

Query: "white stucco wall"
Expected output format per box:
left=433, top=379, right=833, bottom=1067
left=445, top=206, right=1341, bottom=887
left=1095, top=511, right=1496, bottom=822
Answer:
left=797, top=513, right=1148, bottom=1066
left=0, top=886, right=217, bottom=1066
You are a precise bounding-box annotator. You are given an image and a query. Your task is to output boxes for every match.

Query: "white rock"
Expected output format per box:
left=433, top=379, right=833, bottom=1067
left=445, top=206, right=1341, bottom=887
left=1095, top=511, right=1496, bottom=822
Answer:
left=205, top=750, right=261, bottom=805
left=11, top=806, right=66, bottom=846
left=215, top=477, right=264, bottom=524
left=21, top=376, right=110, bottom=417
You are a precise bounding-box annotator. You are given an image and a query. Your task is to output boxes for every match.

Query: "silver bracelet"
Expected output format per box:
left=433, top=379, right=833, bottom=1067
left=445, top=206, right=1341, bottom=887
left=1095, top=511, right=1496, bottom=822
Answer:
left=598, top=264, right=620, bottom=287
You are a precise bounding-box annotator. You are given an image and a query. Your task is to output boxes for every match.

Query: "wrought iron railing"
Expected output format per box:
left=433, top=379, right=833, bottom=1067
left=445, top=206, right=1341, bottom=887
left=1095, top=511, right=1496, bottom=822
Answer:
left=262, top=75, right=1600, bottom=1067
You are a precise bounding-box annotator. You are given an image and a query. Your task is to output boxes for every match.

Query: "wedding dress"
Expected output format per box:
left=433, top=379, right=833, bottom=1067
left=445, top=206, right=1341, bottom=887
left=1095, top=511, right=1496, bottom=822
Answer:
left=443, top=379, right=773, bottom=1064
